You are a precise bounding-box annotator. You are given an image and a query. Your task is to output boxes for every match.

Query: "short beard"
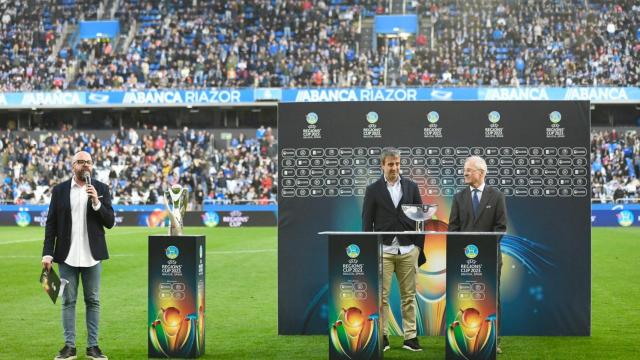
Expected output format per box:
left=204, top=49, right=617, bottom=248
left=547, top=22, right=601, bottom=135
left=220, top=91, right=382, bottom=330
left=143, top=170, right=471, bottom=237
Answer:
left=74, top=169, right=86, bottom=181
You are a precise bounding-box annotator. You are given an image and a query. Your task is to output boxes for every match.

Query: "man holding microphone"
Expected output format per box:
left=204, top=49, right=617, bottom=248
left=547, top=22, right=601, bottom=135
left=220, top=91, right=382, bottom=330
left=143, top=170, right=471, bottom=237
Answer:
left=42, top=151, right=115, bottom=360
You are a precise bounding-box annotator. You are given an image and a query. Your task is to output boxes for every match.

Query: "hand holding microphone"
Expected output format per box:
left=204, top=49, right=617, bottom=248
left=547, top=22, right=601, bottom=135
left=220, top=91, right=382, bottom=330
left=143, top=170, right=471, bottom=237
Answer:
left=84, top=171, right=99, bottom=206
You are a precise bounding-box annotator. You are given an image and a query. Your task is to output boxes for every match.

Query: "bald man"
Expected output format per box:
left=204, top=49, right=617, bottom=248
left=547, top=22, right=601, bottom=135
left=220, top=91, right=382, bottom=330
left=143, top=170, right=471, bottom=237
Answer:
left=42, top=151, right=115, bottom=360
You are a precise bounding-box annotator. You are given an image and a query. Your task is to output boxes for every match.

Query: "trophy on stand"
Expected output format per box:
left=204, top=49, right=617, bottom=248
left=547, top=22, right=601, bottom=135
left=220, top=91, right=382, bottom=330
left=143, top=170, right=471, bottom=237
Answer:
left=164, top=184, right=189, bottom=235
left=401, top=204, right=438, bottom=231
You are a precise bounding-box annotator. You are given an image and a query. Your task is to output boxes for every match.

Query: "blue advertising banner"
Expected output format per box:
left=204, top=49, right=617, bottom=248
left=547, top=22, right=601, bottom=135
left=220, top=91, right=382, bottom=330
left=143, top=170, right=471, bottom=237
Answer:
left=1, top=87, right=639, bottom=108
left=0, top=205, right=276, bottom=227
left=591, top=204, right=640, bottom=227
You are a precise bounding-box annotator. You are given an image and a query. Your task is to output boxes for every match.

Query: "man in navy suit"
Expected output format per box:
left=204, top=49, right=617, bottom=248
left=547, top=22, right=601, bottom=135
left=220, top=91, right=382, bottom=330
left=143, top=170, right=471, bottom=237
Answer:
left=362, top=147, right=424, bottom=352
left=42, top=151, right=115, bottom=360
left=448, top=155, right=507, bottom=353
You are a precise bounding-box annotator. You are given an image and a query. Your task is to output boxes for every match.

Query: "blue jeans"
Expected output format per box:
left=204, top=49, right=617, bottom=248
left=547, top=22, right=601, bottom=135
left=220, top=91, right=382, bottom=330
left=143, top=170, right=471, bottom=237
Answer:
left=58, top=262, right=102, bottom=347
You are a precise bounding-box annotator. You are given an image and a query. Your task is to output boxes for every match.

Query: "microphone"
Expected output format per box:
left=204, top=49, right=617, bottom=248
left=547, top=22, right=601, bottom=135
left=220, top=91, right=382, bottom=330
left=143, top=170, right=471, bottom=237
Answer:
left=83, top=171, right=91, bottom=186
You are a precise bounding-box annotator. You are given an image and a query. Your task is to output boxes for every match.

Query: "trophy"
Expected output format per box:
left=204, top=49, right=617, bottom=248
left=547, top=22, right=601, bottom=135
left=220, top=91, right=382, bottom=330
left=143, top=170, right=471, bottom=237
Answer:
left=164, top=184, right=188, bottom=235
left=401, top=204, right=438, bottom=231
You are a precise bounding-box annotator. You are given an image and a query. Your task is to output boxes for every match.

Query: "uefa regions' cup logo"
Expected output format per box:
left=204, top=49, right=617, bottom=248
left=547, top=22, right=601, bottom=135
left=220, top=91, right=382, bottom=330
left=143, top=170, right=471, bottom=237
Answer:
left=201, top=211, right=219, bottom=227
left=366, top=111, right=378, bottom=124
left=346, top=244, right=360, bottom=258
left=427, top=111, right=440, bottom=124
left=447, top=308, right=497, bottom=358
left=549, top=111, right=562, bottom=124
left=165, top=245, right=179, bottom=260
left=14, top=211, right=31, bottom=227
left=488, top=111, right=500, bottom=124
left=306, top=112, right=318, bottom=125
left=617, top=210, right=634, bottom=227
left=464, top=245, right=479, bottom=259
left=330, top=307, right=379, bottom=358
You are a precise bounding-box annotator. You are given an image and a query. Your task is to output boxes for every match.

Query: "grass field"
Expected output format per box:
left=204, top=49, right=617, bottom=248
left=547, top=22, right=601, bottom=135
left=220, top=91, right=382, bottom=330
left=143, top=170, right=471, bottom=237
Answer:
left=0, top=226, right=638, bottom=359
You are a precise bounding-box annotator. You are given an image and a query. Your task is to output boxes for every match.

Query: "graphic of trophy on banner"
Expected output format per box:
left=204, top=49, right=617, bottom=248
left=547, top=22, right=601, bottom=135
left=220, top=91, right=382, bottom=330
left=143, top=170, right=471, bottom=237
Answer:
left=447, top=308, right=496, bottom=358
left=330, top=307, right=379, bottom=358
left=149, top=306, right=200, bottom=357
left=164, top=184, right=189, bottom=235
left=401, top=204, right=438, bottom=231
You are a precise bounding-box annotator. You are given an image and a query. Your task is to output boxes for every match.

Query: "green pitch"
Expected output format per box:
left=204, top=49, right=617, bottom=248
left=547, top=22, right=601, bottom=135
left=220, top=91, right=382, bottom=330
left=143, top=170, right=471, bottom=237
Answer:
left=0, top=227, right=637, bottom=359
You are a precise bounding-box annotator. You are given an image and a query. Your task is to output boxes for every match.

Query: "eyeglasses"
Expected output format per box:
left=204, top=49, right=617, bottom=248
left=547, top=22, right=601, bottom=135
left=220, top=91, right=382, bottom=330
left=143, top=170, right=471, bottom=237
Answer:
left=74, top=160, right=93, bottom=166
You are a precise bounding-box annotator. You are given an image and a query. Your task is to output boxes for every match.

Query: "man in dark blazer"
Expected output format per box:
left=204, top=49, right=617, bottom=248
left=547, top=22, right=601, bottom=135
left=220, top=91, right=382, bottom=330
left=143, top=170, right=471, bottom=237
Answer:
left=42, top=151, right=115, bottom=360
left=362, top=147, right=425, bottom=352
left=448, top=155, right=507, bottom=353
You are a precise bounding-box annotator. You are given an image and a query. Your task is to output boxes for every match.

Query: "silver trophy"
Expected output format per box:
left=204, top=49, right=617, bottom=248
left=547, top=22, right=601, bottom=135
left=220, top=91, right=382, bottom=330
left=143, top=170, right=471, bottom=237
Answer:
left=164, top=184, right=189, bottom=236
left=401, top=204, right=438, bottom=232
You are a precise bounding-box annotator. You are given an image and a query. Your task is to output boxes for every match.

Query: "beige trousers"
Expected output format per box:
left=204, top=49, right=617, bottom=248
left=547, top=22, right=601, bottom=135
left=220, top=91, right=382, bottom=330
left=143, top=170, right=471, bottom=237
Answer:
left=381, top=246, right=419, bottom=340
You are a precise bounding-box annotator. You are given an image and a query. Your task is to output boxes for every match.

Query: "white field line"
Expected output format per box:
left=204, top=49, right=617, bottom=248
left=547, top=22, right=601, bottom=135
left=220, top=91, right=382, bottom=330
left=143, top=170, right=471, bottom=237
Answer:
left=0, top=248, right=277, bottom=259
left=0, top=229, right=153, bottom=246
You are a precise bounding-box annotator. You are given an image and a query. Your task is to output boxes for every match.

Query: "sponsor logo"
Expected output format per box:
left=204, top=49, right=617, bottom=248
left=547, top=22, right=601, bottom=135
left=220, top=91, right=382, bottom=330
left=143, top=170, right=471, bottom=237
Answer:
left=87, top=93, right=110, bottom=104
left=464, top=245, right=479, bottom=259
left=165, top=245, right=179, bottom=259
left=430, top=90, right=453, bottom=100
left=294, top=88, right=417, bottom=102
left=346, top=244, right=360, bottom=258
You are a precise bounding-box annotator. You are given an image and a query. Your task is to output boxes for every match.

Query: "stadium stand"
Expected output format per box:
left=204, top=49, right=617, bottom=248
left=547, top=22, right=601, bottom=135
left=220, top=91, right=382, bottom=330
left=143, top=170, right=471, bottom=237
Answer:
left=0, top=125, right=278, bottom=208
left=1, top=0, right=638, bottom=90
left=591, top=128, right=640, bottom=203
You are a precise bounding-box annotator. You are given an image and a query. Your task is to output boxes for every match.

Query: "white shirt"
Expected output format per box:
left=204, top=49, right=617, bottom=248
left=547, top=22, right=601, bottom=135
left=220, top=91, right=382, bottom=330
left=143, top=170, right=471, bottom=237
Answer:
left=382, top=176, right=415, bottom=255
left=65, top=177, right=101, bottom=267
left=470, top=183, right=486, bottom=204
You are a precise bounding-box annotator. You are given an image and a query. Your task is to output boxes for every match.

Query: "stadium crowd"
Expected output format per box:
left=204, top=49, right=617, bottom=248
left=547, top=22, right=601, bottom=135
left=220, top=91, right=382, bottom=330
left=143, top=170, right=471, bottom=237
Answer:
left=591, top=129, right=640, bottom=203
left=0, top=125, right=278, bottom=208
left=1, top=0, right=639, bottom=90
left=1, top=126, right=639, bottom=205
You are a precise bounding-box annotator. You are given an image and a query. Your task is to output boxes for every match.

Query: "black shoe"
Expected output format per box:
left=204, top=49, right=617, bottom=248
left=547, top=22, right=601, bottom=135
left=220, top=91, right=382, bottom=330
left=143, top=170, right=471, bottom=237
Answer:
left=402, top=337, right=423, bottom=351
left=382, top=335, right=390, bottom=352
left=86, top=346, right=108, bottom=359
left=54, top=345, right=76, bottom=360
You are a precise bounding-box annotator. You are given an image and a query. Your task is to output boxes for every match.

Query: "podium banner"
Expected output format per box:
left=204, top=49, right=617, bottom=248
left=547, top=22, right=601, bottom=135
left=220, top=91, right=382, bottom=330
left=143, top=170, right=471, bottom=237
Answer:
left=328, top=234, right=382, bottom=360
left=446, top=234, right=500, bottom=360
left=148, top=235, right=206, bottom=358
left=278, top=101, right=591, bottom=336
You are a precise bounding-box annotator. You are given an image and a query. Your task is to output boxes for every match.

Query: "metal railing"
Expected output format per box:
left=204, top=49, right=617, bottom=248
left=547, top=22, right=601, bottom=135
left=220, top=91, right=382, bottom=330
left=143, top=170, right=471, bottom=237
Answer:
left=592, top=196, right=640, bottom=204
